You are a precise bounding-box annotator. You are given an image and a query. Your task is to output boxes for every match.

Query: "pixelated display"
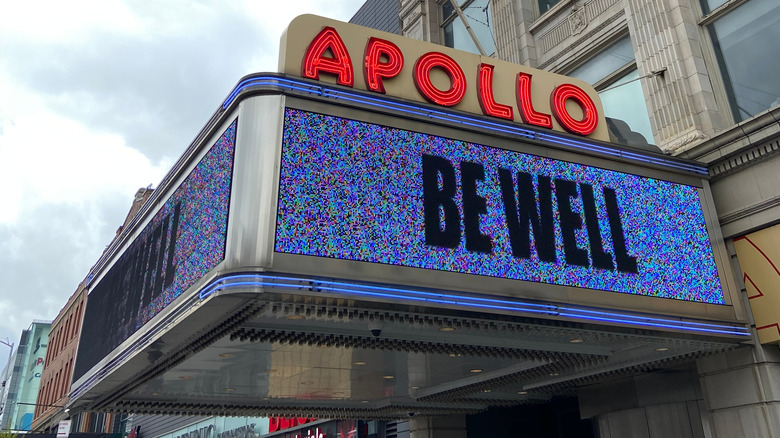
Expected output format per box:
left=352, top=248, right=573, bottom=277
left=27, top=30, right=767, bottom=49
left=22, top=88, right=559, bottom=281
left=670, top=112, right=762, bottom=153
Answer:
left=275, top=109, right=724, bottom=304
left=74, top=120, right=236, bottom=381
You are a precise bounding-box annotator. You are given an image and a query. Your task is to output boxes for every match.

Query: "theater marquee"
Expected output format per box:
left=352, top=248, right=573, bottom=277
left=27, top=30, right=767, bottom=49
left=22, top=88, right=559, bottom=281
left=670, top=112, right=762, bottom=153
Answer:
left=279, top=15, right=610, bottom=141
left=69, top=15, right=746, bottom=417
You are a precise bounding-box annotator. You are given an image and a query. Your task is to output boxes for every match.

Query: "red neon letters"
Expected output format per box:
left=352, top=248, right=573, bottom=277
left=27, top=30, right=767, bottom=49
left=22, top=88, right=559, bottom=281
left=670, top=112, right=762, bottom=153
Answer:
left=364, top=37, right=404, bottom=93
left=551, top=83, right=599, bottom=136
left=413, top=52, right=467, bottom=106
left=300, top=27, right=599, bottom=136
left=302, top=27, right=354, bottom=87
left=477, top=64, right=513, bottom=120
left=516, top=72, right=553, bottom=129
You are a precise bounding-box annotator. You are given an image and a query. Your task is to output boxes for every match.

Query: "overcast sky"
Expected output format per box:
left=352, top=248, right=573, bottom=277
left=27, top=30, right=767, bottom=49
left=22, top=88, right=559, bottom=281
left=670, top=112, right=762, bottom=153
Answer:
left=0, top=0, right=367, bottom=356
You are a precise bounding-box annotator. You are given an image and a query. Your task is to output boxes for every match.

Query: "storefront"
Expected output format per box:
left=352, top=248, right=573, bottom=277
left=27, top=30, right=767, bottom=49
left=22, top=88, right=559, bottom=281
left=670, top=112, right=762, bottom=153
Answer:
left=130, top=416, right=378, bottom=438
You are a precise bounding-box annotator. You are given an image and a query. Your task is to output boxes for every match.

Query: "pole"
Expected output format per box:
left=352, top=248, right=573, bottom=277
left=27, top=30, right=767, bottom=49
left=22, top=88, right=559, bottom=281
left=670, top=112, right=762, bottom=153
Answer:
left=0, top=338, right=14, bottom=426
left=448, top=0, right=488, bottom=56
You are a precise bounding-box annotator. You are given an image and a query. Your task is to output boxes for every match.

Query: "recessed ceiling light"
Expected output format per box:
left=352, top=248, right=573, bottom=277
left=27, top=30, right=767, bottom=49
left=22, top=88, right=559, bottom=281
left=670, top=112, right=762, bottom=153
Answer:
left=151, top=392, right=160, bottom=396
left=410, top=386, right=420, bottom=390
left=224, top=387, right=236, bottom=392
left=655, top=347, right=670, bottom=352
left=569, top=338, right=584, bottom=343
left=469, top=368, right=483, bottom=373
left=218, top=353, right=234, bottom=358
left=382, top=375, right=395, bottom=379
left=517, top=391, right=528, bottom=395
left=353, top=361, right=367, bottom=366
left=482, top=389, right=491, bottom=393
left=361, top=400, right=369, bottom=403
left=439, top=327, right=455, bottom=332
left=286, top=315, right=304, bottom=320
left=448, top=353, right=462, bottom=357
left=549, top=372, right=560, bottom=376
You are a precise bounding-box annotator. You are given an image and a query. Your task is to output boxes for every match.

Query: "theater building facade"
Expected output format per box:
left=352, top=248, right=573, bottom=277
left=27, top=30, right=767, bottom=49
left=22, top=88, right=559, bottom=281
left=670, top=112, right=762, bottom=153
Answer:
left=65, top=11, right=779, bottom=438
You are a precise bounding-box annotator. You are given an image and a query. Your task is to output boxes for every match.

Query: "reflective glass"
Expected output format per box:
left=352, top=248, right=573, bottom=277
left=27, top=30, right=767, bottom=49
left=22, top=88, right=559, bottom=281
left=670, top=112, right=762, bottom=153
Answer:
left=442, top=0, right=496, bottom=55
left=568, top=37, right=634, bottom=85
left=568, top=37, right=654, bottom=143
left=709, top=0, right=780, bottom=121
left=539, top=0, right=564, bottom=14
left=599, top=70, right=654, bottom=143
left=700, top=0, right=729, bottom=14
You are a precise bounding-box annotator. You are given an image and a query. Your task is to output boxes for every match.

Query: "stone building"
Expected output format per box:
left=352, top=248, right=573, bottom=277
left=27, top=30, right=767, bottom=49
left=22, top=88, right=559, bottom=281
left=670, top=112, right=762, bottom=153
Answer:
left=397, top=0, right=780, bottom=436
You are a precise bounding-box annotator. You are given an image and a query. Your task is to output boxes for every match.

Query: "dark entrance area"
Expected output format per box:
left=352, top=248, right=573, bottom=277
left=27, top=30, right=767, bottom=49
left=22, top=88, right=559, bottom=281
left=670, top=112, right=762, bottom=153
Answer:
left=467, top=397, right=595, bottom=438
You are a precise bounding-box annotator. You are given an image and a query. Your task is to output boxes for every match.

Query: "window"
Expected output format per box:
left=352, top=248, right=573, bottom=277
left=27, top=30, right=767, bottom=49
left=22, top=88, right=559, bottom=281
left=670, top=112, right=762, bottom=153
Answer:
left=539, top=0, right=564, bottom=14
left=706, top=0, right=780, bottom=122
left=701, top=0, right=729, bottom=14
left=441, top=0, right=496, bottom=55
left=568, top=36, right=654, bottom=143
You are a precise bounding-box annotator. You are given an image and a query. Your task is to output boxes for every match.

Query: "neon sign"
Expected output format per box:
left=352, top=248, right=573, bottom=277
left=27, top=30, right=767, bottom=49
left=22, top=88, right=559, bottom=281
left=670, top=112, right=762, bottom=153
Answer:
left=280, top=15, right=609, bottom=140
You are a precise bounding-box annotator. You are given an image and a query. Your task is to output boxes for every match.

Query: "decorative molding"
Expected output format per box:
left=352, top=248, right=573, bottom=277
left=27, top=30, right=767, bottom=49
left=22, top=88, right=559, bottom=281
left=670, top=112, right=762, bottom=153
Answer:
left=719, top=194, right=780, bottom=226
left=710, top=137, right=780, bottom=180
left=537, top=9, right=625, bottom=70
left=536, top=0, right=621, bottom=54
left=663, top=129, right=708, bottom=155
left=529, top=0, right=576, bottom=33
left=570, top=6, right=588, bottom=35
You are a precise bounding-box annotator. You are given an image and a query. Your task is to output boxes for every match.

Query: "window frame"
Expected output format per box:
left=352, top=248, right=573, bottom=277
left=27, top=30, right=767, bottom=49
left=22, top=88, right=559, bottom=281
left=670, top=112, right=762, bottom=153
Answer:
left=439, top=0, right=497, bottom=56
left=562, top=32, right=655, bottom=144
left=697, top=0, right=773, bottom=125
left=530, top=0, right=574, bottom=28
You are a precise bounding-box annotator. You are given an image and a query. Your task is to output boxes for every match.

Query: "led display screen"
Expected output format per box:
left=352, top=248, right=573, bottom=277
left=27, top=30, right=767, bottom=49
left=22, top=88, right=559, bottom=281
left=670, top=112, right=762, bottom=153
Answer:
left=275, top=109, right=724, bottom=304
left=74, top=120, right=236, bottom=381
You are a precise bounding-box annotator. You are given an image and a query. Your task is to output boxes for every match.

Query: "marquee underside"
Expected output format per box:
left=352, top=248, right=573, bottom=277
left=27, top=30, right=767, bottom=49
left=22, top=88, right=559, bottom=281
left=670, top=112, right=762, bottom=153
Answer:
left=71, top=273, right=744, bottom=419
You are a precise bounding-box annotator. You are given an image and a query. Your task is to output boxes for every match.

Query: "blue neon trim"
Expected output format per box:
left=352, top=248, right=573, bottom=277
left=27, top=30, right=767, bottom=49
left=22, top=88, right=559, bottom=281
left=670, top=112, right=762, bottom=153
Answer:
left=220, top=74, right=708, bottom=176
left=198, top=273, right=749, bottom=337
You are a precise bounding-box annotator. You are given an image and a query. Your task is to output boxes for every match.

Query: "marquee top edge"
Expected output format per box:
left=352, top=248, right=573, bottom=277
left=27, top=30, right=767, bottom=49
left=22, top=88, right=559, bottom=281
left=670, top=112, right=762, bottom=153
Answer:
left=221, top=72, right=709, bottom=178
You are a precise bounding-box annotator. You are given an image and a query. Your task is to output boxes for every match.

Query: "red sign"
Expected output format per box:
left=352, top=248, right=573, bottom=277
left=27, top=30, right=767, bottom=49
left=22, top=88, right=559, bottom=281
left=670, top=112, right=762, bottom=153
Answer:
left=284, top=17, right=605, bottom=138
left=268, top=417, right=316, bottom=433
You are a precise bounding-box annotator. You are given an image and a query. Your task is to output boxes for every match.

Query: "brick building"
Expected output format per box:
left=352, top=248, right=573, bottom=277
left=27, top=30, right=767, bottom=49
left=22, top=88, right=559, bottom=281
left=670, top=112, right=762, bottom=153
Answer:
left=31, top=188, right=154, bottom=434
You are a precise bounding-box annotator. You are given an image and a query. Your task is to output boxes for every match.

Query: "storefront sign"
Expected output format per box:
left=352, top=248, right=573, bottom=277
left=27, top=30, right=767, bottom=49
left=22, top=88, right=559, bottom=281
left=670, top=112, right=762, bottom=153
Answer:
left=296, top=428, right=324, bottom=438
left=57, top=420, right=71, bottom=438
left=268, top=418, right=315, bottom=433
left=279, top=15, right=609, bottom=141
left=217, top=424, right=258, bottom=438
left=734, top=224, right=780, bottom=343
left=175, top=425, right=216, bottom=438
left=275, top=109, right=724, bottom=303
left=159, top=419, right=268, bottom=438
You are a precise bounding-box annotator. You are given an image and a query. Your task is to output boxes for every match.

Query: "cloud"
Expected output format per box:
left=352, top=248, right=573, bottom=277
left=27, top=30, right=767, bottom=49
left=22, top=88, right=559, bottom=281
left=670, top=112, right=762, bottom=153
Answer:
left=3, top=2, right=264, bottom=162
left=0, top=0, right=366, bottom=350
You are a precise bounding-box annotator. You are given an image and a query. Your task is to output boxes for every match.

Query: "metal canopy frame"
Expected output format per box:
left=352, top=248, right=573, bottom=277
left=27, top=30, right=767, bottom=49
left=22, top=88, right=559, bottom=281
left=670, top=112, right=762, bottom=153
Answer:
left=68, top=74, right=749, bottom=420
